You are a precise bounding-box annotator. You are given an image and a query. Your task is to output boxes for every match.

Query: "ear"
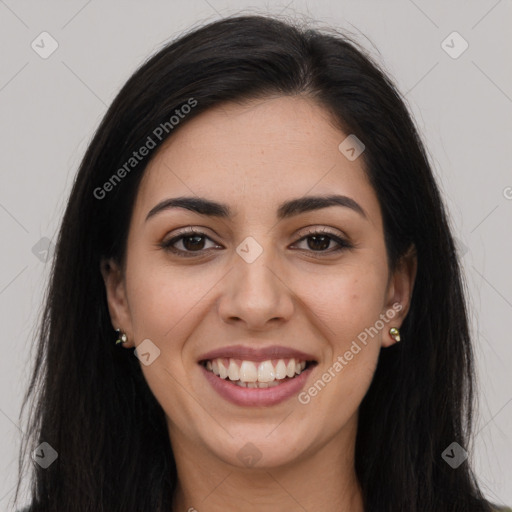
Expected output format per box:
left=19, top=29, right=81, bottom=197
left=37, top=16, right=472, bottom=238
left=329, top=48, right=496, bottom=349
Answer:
left=100, top=257, right=134, bottom=348
left=381, top=244, right=417, bottom=347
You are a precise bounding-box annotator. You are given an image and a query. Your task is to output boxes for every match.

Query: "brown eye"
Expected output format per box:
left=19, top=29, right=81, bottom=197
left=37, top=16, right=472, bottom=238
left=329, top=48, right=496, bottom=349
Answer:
left=160, top=227, right=352, bottom=258
left=293, top=229, right=352, bottom=254
left=304, top=234, right=332, bottom=251
left=160, top=229, right=221, bottom=257
left=180, top=234, right=207, bottom=251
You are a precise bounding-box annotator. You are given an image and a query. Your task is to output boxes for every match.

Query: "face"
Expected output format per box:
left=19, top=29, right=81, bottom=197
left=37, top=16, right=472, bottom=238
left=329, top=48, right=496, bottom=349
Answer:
left=102, top=95, right=416, bottom=470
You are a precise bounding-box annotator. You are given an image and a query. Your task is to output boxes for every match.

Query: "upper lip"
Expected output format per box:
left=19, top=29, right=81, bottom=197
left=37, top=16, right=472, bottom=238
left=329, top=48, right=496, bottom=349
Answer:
left=198, top=344, right=317, bottom=363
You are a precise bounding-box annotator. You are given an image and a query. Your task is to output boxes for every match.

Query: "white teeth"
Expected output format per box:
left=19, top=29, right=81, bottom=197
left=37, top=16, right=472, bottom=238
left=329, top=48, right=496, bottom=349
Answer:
left=286, top=359, right=296, bottom=378
left=206, top=357, right=310, bottom=384
left=295, top=361, right=306, bottom=375
left=239, top=361, right=258, bottom=382
left=228, top=360, right=240, bottom=381
left=218, top=360, right=228, bottom=379
left=258, top=360, right=276, bottom=382
left=275, top=359, right=288, bottom=380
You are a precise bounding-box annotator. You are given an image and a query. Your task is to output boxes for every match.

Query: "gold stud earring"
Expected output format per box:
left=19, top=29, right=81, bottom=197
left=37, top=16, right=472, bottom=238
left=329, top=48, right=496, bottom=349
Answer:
left=115, top=328, right=128, bottom=345
left=389, top=327, right=401, bottom=343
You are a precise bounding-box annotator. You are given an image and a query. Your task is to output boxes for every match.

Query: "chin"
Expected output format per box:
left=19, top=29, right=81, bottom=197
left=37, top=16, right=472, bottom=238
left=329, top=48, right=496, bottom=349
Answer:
left=203, top=425, right=313, bottom=470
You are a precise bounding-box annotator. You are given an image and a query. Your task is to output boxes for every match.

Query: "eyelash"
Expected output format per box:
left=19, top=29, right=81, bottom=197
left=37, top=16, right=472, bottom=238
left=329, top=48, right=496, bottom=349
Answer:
left=160, top=227, right=353, bottom=258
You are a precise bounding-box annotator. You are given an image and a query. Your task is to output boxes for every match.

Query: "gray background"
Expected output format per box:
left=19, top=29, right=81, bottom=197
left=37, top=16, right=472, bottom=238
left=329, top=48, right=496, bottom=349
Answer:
left=0, top=0, right=511, bottom=509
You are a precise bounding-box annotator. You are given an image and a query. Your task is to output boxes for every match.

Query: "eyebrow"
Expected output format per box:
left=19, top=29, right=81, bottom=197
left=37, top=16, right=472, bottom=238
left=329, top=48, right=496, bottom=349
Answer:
left=145, top=194, right=368, bottom=222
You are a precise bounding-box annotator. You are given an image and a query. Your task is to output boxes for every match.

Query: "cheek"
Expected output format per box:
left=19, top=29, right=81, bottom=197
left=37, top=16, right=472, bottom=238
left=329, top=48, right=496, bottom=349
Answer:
left=297, top=263, right=388, bottom=342
left=125, top=250, right=216, bottom=337
left=124, top=259, right=212, bottom=427
left=304, top=267, right=388, bottom=412
left=297, top=273, right=385, bottom=427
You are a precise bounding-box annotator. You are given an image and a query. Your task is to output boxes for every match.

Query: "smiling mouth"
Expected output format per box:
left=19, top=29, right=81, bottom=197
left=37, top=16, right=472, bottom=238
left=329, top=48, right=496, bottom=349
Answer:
left=200, top=357, right=317, bottom=388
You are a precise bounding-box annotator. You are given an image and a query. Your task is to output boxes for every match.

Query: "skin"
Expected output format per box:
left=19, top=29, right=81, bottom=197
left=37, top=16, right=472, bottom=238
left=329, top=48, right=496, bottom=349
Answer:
left=102, top=95, right=417, bottom=511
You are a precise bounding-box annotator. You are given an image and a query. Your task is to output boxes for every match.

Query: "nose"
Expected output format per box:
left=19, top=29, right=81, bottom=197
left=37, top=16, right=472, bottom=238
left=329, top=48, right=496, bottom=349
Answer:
left=217, top=245, right=295, bottom=331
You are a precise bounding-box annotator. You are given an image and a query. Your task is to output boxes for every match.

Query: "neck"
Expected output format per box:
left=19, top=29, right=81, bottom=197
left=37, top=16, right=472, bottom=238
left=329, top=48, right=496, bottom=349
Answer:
left=168, top=416, right=364, bottom=512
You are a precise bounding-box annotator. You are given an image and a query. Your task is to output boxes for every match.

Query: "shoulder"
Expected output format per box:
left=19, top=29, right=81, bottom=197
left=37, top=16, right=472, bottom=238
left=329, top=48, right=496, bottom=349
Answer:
left=492, top=506, right=512, bottom=512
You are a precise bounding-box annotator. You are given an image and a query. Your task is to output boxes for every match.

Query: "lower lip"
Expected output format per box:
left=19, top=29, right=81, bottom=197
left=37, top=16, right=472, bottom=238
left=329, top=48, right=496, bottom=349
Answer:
left=200, top=364, right=314, bottom=407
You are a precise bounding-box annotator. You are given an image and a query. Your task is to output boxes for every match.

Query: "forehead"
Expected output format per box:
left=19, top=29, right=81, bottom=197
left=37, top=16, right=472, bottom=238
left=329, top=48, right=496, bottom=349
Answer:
left=134, top=95, right=380, bottom=226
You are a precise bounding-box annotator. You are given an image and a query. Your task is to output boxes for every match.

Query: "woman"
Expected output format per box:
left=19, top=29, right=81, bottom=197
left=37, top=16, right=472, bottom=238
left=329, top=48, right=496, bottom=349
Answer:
left=13, top=14, right=510, bottom=512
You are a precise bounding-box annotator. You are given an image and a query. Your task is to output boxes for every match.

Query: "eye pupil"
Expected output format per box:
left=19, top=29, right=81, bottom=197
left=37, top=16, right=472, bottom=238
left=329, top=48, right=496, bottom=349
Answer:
left=183, top=235, right=205, bottom=251
left=307, top=235, right=330, bottom=251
